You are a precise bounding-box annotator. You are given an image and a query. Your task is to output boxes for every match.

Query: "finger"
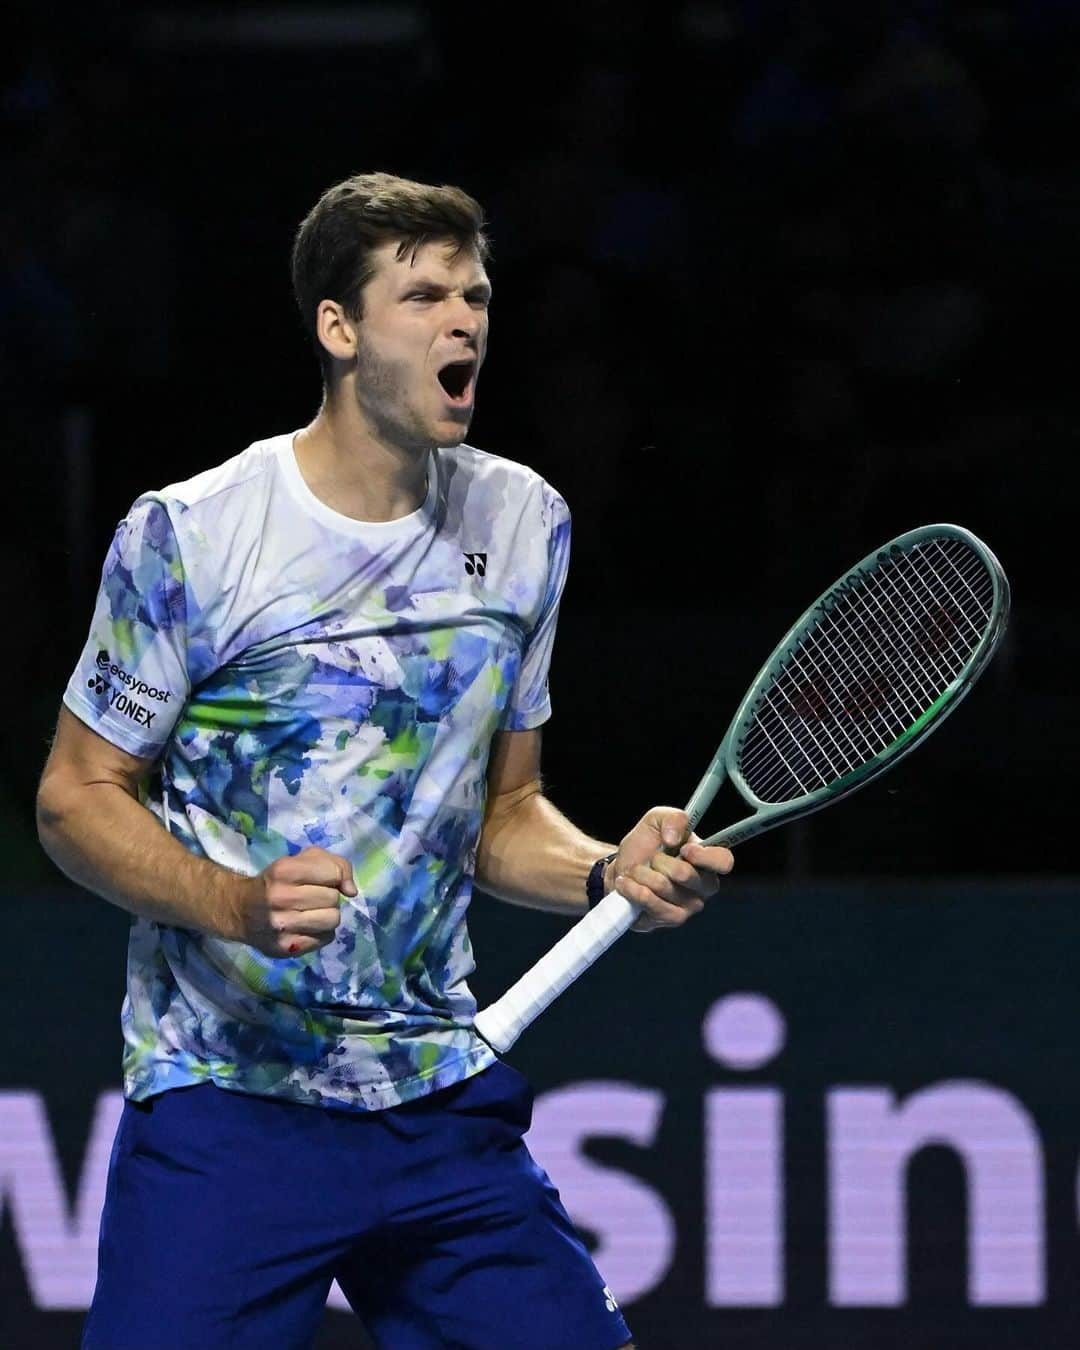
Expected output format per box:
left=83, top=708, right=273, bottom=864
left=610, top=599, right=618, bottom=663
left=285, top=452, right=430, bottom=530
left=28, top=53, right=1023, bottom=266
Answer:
left=302, top=847, right=359, bottom=896
left=273, top=907, right=343, bottom=938
left=264, top=931, right=334, bottom=959
left=616, top=870, right=704, bottom=926
left=679, top=841, right=735, bottom=876
left=651, top=808, right=690, bottom=852
left=624, top=861, right=693, bottom=906
left=333, top=855, right=359, bottom=897
left=275, top=851, right=358, bottom=896
left=646, top=850, right=715, bottom=897
left=269, top=882, right=350, bottom=912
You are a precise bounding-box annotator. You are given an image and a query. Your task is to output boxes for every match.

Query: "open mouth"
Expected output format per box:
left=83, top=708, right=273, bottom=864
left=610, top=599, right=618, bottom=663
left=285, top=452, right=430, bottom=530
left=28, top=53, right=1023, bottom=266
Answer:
left=437, top=359, right=476, bottom=405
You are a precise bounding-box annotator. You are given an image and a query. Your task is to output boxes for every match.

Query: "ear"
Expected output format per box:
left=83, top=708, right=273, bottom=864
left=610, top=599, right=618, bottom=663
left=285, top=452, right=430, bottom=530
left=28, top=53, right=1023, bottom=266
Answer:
left=315, top=299, right=358, bottom=364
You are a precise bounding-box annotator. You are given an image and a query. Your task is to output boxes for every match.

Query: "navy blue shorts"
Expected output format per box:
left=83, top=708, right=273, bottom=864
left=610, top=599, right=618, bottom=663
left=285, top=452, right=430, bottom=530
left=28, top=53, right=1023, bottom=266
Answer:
left=81, top=1062, right=632, bottom=1350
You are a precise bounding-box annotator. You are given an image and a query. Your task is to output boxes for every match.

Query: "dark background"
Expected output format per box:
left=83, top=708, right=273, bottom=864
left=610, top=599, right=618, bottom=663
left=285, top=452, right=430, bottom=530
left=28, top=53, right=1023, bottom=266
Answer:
left=2, top=1, right=1077, bottom=1346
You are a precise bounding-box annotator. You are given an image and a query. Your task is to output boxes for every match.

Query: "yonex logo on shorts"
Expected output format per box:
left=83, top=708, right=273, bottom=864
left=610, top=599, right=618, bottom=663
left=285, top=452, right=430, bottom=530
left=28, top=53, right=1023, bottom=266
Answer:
left=463, top=552, right=487, bottom=577
left=95, top=649, right=172, bottom=703
left=603, top=1285, right=619, bottom=1313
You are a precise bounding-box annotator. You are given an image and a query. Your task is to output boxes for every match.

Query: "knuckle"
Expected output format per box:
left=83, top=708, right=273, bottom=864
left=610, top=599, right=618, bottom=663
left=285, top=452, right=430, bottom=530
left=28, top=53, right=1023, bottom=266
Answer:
left=266, top=882, right=290, bottom=908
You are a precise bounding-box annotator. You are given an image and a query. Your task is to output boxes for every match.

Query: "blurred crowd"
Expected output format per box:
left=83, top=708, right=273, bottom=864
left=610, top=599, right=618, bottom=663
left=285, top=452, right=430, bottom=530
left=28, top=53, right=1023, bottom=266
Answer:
left=3, top=0, right=1077, bottom=879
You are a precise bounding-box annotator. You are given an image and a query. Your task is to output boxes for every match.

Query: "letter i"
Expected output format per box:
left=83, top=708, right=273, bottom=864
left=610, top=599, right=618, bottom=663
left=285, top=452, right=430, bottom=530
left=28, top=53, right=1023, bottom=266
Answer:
left=704, top=993, right=786, bottom=1306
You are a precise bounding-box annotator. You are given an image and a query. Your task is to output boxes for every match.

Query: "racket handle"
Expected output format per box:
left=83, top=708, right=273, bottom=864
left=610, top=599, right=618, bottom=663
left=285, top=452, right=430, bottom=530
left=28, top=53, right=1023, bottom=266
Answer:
left=473, top=890, right=639, bottom=1053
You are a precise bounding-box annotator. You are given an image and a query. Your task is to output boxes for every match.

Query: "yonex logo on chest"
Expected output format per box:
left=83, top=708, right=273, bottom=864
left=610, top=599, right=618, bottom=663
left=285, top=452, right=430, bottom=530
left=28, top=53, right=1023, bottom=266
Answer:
left=463, top=552, right=487, bottom=577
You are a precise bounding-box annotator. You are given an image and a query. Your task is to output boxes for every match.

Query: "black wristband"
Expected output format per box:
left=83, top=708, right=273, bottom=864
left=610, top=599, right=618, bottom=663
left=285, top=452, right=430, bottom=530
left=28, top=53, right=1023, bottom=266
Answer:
left=586, top=852, right=618, bottom=908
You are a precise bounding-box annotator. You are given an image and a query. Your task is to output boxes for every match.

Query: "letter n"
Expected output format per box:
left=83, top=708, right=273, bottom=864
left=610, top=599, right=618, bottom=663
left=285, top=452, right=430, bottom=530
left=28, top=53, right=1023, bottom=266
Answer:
left=828, top=1082, right=1045, bottom=1306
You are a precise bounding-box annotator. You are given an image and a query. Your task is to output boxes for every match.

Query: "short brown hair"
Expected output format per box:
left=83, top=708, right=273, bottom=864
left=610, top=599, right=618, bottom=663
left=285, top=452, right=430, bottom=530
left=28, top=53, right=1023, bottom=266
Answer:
left=291, top=171, right=490, bottom=380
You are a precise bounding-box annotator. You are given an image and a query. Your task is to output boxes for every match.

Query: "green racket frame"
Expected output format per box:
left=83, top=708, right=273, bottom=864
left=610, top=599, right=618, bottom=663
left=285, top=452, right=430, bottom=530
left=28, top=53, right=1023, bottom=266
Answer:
left=688, top=523, right=1010, bottom=849
left=474, top=523, right=1009, bottom=1054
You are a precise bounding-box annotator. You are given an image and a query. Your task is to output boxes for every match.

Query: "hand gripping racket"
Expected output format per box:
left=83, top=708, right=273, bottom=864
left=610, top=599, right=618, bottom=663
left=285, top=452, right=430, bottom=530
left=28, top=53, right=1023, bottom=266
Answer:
left=474, top=524, right=1009, bottom=1053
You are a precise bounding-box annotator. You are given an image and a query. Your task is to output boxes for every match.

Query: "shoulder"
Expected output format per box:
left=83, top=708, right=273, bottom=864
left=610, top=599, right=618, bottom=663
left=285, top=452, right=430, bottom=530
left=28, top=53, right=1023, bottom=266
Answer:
left=119, top=432, right=291, bottom=546
left=438, top=442, right=569, bottom=527
left=153, top=432, right=287, bottom=514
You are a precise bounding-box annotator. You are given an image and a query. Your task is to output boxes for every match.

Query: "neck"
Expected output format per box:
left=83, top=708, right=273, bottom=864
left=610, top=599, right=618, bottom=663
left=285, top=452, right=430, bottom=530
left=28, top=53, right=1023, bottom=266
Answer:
left=294, top=398, right=430, bottom=524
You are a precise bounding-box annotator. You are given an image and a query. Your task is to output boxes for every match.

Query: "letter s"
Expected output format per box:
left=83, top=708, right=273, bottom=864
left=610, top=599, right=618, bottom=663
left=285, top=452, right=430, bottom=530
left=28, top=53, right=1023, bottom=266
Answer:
left=528, top=1082, right=674, bottom=1305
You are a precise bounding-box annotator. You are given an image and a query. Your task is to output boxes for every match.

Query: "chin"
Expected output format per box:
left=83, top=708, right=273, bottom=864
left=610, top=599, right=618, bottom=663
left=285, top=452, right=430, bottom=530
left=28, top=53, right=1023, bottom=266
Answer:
left=434, top=418, right=472, bottom=449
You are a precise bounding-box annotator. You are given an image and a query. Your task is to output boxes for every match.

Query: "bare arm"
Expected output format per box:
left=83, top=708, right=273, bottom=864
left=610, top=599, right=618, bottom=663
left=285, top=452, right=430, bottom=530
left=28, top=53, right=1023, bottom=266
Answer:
left=475, top=727, right=614, bottom=917
left=475, top=729, right=735, bottom=930
left=36, top=706, right=356, bottom=957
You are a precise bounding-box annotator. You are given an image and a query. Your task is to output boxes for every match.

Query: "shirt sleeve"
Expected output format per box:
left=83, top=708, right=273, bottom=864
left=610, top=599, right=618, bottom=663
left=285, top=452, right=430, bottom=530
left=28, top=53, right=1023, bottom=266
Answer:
left=62, top=495, right=197, bottom=758
left=500, top=484, right=571, bottom=731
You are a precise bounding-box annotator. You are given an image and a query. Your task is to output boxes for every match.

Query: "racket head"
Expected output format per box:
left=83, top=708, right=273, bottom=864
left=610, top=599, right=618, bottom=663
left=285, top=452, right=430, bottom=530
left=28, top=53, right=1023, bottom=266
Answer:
left=708, top=524, right=1009, bottom=844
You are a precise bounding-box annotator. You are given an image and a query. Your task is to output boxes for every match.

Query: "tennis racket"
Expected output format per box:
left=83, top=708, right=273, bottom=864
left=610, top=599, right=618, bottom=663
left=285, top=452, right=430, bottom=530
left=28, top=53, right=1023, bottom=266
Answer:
left=474, top=523, right=1009, bottom=1054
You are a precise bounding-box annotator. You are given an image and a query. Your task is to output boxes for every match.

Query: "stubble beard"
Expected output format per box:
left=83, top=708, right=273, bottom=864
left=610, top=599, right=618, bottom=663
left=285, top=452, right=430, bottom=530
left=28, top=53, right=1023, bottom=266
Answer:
left=353, top=333, right=471, bottom=455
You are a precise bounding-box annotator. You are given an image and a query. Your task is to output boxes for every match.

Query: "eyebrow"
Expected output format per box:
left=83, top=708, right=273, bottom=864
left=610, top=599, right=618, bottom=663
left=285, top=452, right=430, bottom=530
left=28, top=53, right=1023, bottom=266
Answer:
left=402, top=276, right=492, bottom=301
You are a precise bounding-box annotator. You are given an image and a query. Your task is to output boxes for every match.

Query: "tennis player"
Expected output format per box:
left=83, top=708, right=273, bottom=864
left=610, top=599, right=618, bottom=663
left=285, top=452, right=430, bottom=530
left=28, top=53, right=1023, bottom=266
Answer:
left=37, top=172, right=734, bottom=1350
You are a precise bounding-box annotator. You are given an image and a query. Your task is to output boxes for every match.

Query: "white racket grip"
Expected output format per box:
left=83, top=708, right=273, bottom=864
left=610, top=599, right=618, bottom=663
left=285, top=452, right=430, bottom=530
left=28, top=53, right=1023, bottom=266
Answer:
left=473, top=890, right=640, bottom=1053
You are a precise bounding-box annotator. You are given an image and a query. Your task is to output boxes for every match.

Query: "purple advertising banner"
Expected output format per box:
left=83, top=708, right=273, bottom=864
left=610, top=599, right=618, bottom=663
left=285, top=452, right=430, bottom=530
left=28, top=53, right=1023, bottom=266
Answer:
left=2, top=880, right=1078, bottom=1349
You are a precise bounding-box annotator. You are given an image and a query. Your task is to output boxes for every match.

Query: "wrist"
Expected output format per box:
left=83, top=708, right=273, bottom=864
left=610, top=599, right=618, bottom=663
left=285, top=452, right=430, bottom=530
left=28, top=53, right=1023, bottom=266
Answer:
left=216, top=870, right=257, bottom=943
left=602, top=854, right=619, bottom=895
left=586, top=851, right=618, bottom=909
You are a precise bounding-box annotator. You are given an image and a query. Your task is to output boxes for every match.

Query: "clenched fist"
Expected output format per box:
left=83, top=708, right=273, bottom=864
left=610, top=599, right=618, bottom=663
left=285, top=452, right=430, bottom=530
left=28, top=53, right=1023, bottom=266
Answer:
left=228, top=847, right=358, bottom=958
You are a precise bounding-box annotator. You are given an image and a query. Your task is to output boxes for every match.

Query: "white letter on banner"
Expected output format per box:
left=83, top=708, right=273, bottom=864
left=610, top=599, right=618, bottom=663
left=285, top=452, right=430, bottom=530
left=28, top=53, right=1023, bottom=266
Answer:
left=703, top=994, right=787, bottom=1306
left=0, top=1090, right=124, bottom=1309
left=528, top=1083, right=674, bottom=1305
left=828, top=1082, right=1045, bottom=1306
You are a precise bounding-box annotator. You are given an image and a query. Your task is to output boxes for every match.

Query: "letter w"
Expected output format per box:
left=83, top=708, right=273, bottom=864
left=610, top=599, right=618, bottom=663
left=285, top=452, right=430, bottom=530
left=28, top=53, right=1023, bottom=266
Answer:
left=0, top=1091, right=123, bottom=1308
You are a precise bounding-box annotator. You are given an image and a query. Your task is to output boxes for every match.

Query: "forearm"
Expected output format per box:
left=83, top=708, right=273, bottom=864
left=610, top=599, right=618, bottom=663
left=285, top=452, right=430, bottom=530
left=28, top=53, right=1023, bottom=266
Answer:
left=37, top=776, right=247, bottom=939
left=475, top=782, right=615, bottom=917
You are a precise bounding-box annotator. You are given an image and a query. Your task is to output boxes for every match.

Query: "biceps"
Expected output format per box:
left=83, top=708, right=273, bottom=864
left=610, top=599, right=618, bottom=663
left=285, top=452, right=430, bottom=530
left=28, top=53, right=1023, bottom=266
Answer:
left=42, top=705, right=156, bottom=797
left=486, top=728, right=543, bottom=803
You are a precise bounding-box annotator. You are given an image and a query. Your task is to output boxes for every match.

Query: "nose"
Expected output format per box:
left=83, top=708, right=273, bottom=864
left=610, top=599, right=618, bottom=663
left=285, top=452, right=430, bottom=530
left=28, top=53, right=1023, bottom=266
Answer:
left=448, top=296, right=483, bottom=344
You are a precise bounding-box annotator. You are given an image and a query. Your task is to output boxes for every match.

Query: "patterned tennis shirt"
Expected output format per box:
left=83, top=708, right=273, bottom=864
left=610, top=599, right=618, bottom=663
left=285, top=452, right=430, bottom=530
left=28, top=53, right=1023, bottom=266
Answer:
left=64, top=432, right=570, bottom=1111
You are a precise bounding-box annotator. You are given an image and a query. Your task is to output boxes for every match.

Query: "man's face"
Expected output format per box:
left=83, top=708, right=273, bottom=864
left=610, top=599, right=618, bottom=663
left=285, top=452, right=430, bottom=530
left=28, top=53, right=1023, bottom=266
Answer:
left=349, top=238, right=490, bottom=453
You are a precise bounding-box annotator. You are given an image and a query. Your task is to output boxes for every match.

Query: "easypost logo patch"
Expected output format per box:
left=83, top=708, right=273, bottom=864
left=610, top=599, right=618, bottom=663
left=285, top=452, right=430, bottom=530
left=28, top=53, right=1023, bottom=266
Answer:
left=87, top=650, right=172, bottom=730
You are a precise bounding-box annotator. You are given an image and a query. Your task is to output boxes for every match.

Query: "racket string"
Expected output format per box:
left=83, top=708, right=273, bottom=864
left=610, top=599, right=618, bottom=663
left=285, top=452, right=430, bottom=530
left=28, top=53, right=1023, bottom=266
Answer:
left=737, top=537, right=995, bottom=803
left=874, top=546, right=992, bottom=697
left=895, top=543, right=992, bottom=659
left=771, top=643, right=884, bottom=772
left=746, top=646, right=890, bottom=801
left=864, top=569, right=967, bottom=707
left=886, top=545, right=986, bottom=666
left=800, top=610, right=918, bottom=738
left=832, top=539, right=985, bottom=698
left=743, top=579, right=934, bottom=798
left=742, top=540, right=992, bottom=801
left=833, top=565, right=954, bottom=713
left=748, top=544, right=969, bottom=787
